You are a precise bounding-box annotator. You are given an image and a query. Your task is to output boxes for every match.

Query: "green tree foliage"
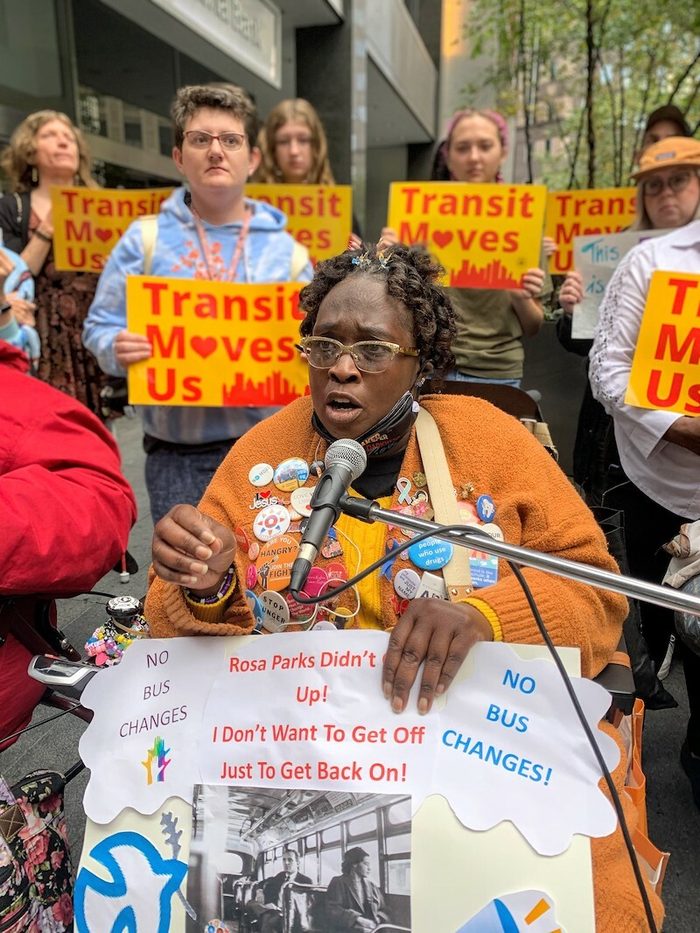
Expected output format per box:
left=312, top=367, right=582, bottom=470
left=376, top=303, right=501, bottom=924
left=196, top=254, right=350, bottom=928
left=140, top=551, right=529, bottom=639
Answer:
left=464, top=0, right=699, bottom=187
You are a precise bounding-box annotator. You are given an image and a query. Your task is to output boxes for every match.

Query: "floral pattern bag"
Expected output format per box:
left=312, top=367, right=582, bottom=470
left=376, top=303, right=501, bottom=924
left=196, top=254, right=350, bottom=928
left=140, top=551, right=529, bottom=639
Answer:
left=0, top=771, right=74, bottom=932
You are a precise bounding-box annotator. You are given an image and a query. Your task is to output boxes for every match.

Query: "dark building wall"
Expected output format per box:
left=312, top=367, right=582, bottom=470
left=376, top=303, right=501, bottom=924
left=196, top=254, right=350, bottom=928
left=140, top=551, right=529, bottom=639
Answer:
left=296, top=22, right=355, bottom=187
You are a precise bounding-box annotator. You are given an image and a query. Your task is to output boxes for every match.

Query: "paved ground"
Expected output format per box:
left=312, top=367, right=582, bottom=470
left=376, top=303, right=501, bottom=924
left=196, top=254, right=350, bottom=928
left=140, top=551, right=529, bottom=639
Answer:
left=4, top=328, right=699, bottom=929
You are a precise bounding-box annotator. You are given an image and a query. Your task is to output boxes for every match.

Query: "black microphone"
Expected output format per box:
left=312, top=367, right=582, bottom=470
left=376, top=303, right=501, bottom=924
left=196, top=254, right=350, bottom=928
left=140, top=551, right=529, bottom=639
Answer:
left=289, top=439, right=367, bottom=594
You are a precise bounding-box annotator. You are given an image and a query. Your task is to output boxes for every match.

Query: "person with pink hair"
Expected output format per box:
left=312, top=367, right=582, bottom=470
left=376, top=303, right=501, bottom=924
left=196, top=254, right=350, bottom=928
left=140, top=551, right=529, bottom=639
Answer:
left=382, top=108, right=550, bottom=387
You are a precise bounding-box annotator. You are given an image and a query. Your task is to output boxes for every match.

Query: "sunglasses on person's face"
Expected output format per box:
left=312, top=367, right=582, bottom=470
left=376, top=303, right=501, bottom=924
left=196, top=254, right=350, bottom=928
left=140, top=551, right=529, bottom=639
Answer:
left=643, top=169, right=696, bottom=197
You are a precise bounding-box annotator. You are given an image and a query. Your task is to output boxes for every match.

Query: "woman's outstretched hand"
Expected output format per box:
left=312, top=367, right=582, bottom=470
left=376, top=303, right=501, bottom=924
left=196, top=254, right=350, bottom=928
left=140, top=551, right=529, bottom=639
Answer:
left=152, top=504, right=236, bottom=594
left=382, top=600, right=494, bottom=714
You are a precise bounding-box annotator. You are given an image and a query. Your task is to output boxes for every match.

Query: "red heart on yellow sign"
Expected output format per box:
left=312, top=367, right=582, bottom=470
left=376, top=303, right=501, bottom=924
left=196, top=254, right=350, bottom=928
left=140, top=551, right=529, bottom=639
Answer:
left=191, top=336, right=217, bottom=358
left=433, top=230, right=453, bottom=249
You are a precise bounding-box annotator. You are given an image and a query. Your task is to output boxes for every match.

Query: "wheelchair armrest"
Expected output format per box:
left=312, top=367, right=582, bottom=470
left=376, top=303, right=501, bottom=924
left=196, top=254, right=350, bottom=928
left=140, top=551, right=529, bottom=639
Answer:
left=593, top=636, right=635, bottom=718
left=40, top=689, right=94, bottom=724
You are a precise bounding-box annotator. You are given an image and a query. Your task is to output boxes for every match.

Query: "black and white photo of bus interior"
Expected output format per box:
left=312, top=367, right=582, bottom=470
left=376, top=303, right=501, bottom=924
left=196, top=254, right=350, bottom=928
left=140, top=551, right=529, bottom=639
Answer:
left=185, top=784, right=411, bottom=932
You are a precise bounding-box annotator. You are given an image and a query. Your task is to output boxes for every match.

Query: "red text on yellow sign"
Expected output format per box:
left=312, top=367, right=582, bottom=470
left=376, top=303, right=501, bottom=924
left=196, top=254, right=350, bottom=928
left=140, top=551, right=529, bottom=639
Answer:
left=126, top=276, right=309, bottom=407
left=51, top=186, right=173, bottom=272
left=387, top=181, right=547, bottom=290
left=545, top=187, right=637, bottom=274
left=627, top=271, right=700, bottom=416
left=246, top=184, right=352, bottom=264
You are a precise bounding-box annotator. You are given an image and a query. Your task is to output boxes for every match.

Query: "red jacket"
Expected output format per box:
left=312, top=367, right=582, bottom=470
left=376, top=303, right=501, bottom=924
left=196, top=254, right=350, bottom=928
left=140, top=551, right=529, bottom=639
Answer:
left=0, top=342, right=137, bottom=748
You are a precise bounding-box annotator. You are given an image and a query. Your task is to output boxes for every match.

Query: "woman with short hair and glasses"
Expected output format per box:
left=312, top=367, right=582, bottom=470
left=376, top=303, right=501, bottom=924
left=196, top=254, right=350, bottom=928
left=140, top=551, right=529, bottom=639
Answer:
left=83, top=84, right=313, bottom=523
left=145, top=243, right=662, bottom=930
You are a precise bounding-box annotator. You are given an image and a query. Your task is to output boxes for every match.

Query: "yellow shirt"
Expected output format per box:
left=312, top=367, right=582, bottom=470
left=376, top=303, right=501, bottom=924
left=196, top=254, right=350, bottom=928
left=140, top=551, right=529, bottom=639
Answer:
left=335, top=494, right=393, bottom=629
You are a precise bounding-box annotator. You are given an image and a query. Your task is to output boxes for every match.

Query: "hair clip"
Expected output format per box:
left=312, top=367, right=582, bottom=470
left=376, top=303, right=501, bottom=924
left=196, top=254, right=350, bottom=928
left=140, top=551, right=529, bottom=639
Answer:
left=351, top=249, right=391, bottom=270
left=376, top=248, right=391, bottom=270
left=351, top=251, right=374, bottom=270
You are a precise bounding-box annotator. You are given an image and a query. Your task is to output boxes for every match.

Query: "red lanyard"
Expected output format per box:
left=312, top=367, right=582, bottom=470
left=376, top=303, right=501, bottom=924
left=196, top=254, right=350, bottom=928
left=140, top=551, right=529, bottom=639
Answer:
left=191, top=204, right=252, bottom=282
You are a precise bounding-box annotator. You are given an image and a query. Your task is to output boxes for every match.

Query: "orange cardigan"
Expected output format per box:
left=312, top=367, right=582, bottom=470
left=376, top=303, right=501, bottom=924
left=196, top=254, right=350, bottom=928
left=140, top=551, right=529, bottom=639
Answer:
left=145, top=394, right=662, bottom=931
left=147, top=395, right=624, bottom=677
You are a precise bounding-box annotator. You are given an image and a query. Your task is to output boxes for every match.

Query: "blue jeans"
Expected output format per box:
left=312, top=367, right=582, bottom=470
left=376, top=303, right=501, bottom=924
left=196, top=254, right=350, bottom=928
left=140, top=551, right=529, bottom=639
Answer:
left=448, top=370, right=521, bottom=388
left=144, top=441, right=234, bottom=525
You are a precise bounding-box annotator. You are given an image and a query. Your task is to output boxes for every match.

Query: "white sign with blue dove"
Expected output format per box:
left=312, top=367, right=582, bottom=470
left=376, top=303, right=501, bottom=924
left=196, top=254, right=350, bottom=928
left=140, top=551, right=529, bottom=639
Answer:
left=76, top=632, right=616, bottom=930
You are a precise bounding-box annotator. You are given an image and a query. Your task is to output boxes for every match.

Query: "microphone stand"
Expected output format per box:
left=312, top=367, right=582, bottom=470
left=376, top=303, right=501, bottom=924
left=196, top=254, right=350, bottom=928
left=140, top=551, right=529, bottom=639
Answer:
left=339, top=494, right=700, bottom=617
left=340, top=492, right=671, bottom=933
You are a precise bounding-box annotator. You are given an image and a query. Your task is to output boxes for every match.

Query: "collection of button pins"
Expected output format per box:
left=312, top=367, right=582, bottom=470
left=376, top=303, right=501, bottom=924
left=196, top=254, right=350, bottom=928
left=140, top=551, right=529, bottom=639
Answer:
left=242, top=457, right=353, bottom=632
left=241, top=458, right=502, bottom=628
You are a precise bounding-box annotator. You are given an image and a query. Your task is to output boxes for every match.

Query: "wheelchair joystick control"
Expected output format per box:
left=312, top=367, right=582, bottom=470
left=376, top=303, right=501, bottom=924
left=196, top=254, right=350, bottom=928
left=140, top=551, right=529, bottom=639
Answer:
left=27, top=655, right=98, bottom=698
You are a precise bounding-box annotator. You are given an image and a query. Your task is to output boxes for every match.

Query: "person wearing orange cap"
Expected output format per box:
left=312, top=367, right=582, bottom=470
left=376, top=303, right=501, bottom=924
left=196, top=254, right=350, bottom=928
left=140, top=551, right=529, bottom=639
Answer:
left=589, top=136, right=700, bottom=808
left=558, top=132, right=700, bottom=709
left=558, top=130, right=697, bottom=503
left=628, top=136, right=700, bottom=229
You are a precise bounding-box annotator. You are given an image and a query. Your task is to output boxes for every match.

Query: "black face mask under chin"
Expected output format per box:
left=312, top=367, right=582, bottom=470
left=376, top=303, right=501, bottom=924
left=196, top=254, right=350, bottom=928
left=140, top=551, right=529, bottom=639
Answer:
left=312, top=390, right=420, bottom=459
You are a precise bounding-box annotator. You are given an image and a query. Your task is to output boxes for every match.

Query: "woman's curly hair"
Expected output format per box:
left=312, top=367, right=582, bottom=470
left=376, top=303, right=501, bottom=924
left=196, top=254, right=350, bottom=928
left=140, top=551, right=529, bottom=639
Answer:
left=299, top=243, right=456, bottom=377
left=0, top=110, right=95, bottom=193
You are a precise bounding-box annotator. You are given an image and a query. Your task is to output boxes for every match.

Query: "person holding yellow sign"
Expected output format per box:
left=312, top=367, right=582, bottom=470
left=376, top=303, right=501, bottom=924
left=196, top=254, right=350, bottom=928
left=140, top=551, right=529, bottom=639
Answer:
left=0, top=110, right=108, bottom=418
left=557, top=120, right=695, bottom=507
left=382, top=108, right=549, bottom=387
left=252, top=98, right=358, bottom=256
left=83, top=84, right=313, bottom=524
left=589, top=138, right=700, bottom=808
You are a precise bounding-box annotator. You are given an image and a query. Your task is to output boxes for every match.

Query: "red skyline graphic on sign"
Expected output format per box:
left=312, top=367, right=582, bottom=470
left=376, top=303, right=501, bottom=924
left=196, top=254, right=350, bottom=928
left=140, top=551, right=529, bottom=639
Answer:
left=449, top=258, right=522, bottom=290
left=221, top=371, right=310, bottom=406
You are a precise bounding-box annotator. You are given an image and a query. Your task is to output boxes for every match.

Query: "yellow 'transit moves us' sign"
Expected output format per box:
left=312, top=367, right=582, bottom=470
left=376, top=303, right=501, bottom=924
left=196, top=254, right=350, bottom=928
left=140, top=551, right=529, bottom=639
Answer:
left=627, top=270, right=700, bottom=415
left=51, top=186, right=173, bottom=272
left=246, top=184, right=352, bottom=264
left=126, top=277, right=309, bottom=407
left=387, top=181, right=547, bottom=290
left=545, top=187, right=637, bottom=274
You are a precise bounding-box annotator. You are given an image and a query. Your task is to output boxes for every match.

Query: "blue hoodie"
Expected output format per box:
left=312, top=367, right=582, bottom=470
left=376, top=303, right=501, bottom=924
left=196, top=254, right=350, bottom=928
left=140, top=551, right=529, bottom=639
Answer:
left=83, top=188, right=312, bottom=444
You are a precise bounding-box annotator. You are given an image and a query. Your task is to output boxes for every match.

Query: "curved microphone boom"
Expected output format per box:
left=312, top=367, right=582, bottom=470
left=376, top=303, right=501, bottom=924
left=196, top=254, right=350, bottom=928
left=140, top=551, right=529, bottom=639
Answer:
left=289, top=439, right=367, bottom=595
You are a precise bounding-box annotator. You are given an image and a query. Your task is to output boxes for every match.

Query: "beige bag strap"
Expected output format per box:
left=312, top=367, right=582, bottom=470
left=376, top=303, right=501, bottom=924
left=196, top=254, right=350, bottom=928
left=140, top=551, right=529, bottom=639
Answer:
left=532, top=421, right=559, bottom=461
left=415, top=407, right=473, bottom=601
left=140, top=214, right=158, bottom=275
left=290, top=240, right=309, bottom=279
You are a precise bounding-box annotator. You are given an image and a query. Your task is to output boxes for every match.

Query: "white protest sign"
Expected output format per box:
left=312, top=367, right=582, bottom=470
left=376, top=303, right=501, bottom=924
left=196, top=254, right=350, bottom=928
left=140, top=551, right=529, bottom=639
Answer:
left=79, top=632, right=618, bottom=856
left=571, top=228, right=670, bottom=338
left=79, top=637, right=221, bottom=823
left=436, top=642, right=619, bottom=856
left=200, top=632, right=434, bottom=801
